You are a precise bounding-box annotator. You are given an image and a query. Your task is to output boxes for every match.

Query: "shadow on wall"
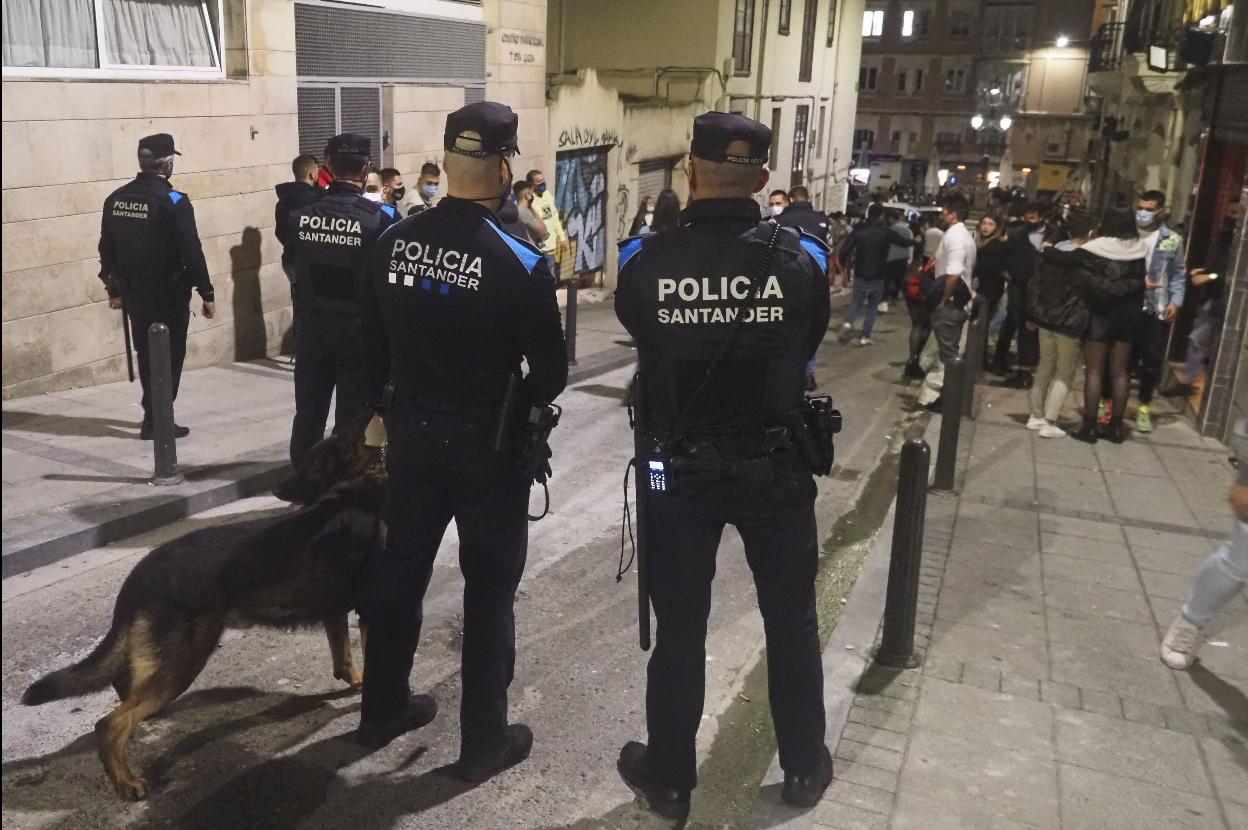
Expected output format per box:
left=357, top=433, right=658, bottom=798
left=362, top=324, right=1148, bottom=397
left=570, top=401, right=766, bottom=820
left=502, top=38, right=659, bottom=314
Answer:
left=229, top=227, right=266, bottom=361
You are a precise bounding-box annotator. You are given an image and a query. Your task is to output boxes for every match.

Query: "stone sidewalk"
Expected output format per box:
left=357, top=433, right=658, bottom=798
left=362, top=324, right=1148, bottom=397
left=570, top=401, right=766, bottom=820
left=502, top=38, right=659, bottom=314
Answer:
left=1, top=297, right=631, bottom=577
left=810, top=384, right=1248, bottom=830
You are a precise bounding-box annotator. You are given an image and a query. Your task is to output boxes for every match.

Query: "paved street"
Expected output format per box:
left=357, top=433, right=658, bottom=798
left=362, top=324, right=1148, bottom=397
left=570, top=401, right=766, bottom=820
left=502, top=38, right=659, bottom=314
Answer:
left=3, top=295, right=927, bottom=828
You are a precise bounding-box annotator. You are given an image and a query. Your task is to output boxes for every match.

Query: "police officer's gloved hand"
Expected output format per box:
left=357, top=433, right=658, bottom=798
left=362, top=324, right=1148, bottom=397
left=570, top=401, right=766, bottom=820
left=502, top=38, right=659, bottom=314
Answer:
left=671, top=443, right=730, bottom=496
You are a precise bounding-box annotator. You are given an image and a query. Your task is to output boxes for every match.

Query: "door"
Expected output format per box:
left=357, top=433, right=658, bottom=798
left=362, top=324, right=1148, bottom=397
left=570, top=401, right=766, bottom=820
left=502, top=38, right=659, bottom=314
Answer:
left=555, top=147, right=610, bottom=277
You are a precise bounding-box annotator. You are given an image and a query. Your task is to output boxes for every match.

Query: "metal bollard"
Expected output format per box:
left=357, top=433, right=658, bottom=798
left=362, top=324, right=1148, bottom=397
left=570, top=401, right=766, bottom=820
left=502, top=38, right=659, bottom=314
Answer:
left=147, top=323, right=183, bottom=486
left=962, top=301, right=987, bottom=419
left=565, top=280, right=578, bottom=366
left=931, top=357, right=965, bottom=492
left=875, top=439, right=932, bottom=668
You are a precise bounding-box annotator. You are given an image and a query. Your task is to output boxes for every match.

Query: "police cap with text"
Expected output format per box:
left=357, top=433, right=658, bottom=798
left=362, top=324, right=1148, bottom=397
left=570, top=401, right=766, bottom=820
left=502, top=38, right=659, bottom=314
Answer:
left=137, top=133, right=181, bottom=157
left=690, top=112, right=771, bottom=166
left=444, top=101, right=520, bottom=158
left=326, top=133, right=372, bottom=159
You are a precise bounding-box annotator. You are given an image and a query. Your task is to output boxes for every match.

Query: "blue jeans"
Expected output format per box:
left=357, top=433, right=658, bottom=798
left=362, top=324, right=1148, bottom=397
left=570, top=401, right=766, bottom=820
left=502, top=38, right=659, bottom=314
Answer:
left=1183, top=519, right=1248, bottom=627
left=844, top=280, right=885, bottom=337
left=1183, top=302, right=1219, bottom=381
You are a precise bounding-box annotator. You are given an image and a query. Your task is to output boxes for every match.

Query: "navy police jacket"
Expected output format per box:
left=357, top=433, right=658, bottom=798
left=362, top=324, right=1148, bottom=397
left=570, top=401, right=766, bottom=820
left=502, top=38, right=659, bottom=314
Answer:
left=289, top=181, right=397, bottom=311
left=615, top=198, right=831, bottom=441
left=360, top=196, right=568, bottom=410
left=98, top=173, right=214, bottom=307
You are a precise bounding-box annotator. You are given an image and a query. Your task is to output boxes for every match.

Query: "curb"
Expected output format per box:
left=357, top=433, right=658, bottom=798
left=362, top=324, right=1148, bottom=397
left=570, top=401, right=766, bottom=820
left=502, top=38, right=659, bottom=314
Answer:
left=745, top=418, right=942, bottom=828
left=1, top=351, right=638, bottom=581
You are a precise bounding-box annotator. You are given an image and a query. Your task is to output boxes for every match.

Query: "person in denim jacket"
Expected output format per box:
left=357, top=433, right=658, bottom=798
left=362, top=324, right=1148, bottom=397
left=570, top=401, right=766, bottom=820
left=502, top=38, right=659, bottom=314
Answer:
left=1133, top=190, right=1187, bottom=432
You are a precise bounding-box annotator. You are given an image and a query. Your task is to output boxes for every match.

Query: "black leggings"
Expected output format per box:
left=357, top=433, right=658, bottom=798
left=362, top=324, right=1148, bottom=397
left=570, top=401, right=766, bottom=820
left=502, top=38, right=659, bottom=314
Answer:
left=1083, top=339, right=1132, bottom=423
left=906, top=298, right=931, bottom=359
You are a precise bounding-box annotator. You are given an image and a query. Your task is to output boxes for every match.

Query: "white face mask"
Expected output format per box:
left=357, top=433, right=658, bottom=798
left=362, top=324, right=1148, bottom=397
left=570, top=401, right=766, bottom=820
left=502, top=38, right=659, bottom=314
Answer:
left=770, top=205, right=785, bottom=216
left=363, top=191, right=383, bottom=203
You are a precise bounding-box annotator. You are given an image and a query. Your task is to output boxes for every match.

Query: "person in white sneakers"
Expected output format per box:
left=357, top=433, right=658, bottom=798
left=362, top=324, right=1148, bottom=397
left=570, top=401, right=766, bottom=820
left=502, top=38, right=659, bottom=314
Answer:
left=1161, top=417, right=1248, bottom=669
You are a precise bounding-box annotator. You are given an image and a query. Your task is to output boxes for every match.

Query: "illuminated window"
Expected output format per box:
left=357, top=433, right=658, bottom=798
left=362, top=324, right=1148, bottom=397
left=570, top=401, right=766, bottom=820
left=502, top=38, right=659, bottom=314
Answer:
left=862, top=9, right=884, bottom=38
left=902, top=9, right=915, bottom=37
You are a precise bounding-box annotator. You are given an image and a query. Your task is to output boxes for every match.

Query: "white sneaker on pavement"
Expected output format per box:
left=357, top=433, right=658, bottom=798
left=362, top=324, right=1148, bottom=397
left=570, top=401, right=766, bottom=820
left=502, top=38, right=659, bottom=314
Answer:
left=878, top=301, right=890, bottom=314
left=1160, top=614, right=1203, bottom=670
left=1026, top=415, right=1047, bottom=430
left=841, top=322, right=852, bottom=331
left=1039, top=424, right=1067, bottom=439
left=858, top=337, right=873, bottom=347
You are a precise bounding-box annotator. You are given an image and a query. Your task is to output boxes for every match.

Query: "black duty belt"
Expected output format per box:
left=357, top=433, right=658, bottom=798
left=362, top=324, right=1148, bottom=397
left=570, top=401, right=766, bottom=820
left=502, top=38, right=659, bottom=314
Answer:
left=391, top=386, right=500, bottom=423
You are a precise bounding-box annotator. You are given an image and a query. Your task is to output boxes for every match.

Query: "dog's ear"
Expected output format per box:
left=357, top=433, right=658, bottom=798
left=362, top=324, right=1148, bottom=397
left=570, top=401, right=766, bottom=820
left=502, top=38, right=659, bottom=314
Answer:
left=322, top=466, right=387, bottom=513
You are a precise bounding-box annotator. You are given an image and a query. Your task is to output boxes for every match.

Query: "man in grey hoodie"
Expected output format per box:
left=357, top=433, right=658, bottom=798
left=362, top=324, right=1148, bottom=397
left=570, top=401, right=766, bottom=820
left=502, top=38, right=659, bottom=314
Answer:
left=1161, top=416, right=1248, bottom=669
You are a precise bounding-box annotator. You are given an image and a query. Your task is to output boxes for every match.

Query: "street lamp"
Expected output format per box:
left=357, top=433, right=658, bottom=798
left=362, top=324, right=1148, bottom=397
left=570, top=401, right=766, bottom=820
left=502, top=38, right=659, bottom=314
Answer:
left=998, top=115, right=1013, bottom=131
left=1056, top=35, right=1071, bottom=48
left=971, top=114, right=985, bottom=130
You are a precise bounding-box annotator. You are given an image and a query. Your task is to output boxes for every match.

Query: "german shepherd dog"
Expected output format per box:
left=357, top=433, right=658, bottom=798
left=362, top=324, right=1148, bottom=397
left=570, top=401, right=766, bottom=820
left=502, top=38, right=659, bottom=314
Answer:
left=20, top=415, right=384, bottom=800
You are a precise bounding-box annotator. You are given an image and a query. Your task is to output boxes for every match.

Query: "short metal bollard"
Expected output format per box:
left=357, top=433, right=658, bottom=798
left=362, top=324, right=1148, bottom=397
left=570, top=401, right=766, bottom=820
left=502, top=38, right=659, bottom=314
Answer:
left=876, top=439, right=932, bottom=668
left=147, top=323, right=183, bottom=486
left=565, top=280, right=578, bottom=366
left=931, top=356, right=965, bottom=492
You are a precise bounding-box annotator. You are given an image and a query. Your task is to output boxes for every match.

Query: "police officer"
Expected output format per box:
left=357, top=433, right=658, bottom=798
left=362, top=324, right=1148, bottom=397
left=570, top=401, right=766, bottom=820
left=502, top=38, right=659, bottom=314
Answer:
left=614, top=113, right=834, bottom=820
left=99, top=133, right=215, bottom=440
left=287, top=133, right=398, bottom=466
left=356, top=103, right=568, bottom=776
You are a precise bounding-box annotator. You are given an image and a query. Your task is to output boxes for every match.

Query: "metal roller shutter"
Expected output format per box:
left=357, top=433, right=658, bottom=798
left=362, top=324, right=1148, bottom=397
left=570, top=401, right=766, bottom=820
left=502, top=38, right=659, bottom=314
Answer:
left=637, top=159, right=673, bottom=202
left=297, top=86, right=336, bottom=157
left=339, top=86, right=382, bottom=162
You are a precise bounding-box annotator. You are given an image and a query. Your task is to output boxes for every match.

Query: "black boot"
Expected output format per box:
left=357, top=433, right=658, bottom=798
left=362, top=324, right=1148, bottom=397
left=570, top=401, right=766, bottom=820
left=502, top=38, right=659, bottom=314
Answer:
left=356, top=694, right=438, bottom=750
left=1072, top=417, right=1099, bottom=444
left=617, top=741, right=692, bottom=822
left=455, top=724, right=534, bottom=783
left=903, top=356, right=927, bottom=380
left=782, top=745, right=834, bottom=808
left=1100, top=416, right=1126, bottom=444
left=139, top=422, right=190, bottom=440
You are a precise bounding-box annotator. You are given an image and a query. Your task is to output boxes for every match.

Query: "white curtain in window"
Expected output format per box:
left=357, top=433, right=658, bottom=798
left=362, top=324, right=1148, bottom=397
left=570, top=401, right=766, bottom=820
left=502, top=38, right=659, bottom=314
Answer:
left=2, top=0, right=97, bottom=68
left=104, top=0, right=215, bottom=67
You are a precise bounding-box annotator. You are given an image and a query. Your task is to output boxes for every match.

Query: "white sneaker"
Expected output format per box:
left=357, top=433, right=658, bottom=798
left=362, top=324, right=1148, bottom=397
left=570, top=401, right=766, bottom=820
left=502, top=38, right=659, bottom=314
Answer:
left=858, top=337, right=873, bottom=347
left=1160, top=614, right=1203, bottom=670
left=1026, top=416, right=1047, bottom=431
left=841, top=322, right=853, bottom=331
left=878, top=301, right=890, bottom=314
left=1039, top=424, right=1067, bottom=439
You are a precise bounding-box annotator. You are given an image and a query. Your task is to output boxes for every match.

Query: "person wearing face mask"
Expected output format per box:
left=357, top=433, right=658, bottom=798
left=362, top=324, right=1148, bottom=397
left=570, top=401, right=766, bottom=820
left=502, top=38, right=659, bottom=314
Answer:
left=357, top=102, right=568, bottom=774
left=1131, top=189, right=1187, bottom=433
left=767, top=189, right=790, bottom=219
left=990, top=203, right=1047, bottom=388
left=379, top=167, right=405, bottom=209
left=526, top=168, right=569, bottom=281
left=98, top=133, right=215, bottom=440
left=407, top=161, right=442, bottom=217
left=285, top=134, right=396, bottom=467
left=630, top=196, right=657, bottom=236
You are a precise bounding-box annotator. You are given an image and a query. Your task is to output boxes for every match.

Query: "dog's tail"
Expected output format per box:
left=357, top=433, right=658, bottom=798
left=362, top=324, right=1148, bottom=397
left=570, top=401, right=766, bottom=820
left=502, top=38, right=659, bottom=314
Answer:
left=22, top=624, right=127, bottom=705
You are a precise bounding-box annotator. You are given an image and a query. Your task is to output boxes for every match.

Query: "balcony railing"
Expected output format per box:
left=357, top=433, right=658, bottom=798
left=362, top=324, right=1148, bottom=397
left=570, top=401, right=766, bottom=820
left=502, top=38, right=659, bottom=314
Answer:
left=1090, top=22, right=1126, bottom=72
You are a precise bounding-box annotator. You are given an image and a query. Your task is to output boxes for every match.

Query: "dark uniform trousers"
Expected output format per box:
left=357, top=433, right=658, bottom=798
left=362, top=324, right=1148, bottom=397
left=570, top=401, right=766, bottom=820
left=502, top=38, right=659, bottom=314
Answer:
left=290, top=302, right=367, bottom=466
left=993, top=281, right=1040, bottom=369
left=362, top=403, right=529, bottom=758
left=128, top=285, right=192, bottom=424
left=646, top=495, right=825, bottom=791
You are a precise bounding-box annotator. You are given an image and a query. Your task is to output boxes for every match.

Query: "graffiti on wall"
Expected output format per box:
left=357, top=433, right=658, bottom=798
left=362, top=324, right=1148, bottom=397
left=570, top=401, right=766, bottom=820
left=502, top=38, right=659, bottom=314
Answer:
left=558, top=127, right=621, bottom=151
left=555, top=148, right=608, bottom=275
left=615, top=183, right=631, bottom=239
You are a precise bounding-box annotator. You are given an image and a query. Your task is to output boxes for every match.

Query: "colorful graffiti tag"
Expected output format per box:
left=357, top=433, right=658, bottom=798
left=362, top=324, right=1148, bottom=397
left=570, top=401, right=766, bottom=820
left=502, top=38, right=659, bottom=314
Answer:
left=555, top=148, right=608, bottom=275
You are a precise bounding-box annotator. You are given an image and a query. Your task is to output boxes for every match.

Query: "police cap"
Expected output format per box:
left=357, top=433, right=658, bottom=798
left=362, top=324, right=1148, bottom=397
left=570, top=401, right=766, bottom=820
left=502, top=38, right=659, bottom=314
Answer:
left=137, top=133, right=181, bottom=157
left=690, top=112, right=771, bottom=166
left=444, top=101, right=519, bottom=158
left=326, top=133, right=372, bottom=159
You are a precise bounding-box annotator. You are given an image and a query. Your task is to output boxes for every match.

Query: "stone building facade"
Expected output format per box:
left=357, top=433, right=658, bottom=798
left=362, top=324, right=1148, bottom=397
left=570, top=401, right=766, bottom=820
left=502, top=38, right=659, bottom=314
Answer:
left=1, top=0, right=549, bottom=398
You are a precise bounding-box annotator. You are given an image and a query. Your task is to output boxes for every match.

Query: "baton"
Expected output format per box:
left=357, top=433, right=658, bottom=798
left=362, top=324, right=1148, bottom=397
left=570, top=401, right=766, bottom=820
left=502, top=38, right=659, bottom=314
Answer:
left=120, top=296, right=135, bottom=383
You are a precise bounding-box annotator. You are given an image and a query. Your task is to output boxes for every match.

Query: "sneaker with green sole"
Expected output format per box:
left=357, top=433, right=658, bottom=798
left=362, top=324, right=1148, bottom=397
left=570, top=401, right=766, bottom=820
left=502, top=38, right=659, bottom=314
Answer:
left=1136, top=405, right=1154, bottom=433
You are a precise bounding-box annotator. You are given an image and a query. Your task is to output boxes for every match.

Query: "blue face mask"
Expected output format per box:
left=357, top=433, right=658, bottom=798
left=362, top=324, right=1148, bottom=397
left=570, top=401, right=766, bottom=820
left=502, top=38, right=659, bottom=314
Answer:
left=1136, top=209, right=1157, bottom=229
left=420, top=184, right=438, bottom=200
left=535, top=182, right=547, bottom=197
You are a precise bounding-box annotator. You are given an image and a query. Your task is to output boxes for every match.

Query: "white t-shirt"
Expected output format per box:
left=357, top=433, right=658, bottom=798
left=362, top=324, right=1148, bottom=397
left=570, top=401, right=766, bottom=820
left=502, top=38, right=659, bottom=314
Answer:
left=934, top=221, right=976, bottom=290
left=1141, top=228, right=1160, bottom=268
left=923, top=227, right=945, bottom=257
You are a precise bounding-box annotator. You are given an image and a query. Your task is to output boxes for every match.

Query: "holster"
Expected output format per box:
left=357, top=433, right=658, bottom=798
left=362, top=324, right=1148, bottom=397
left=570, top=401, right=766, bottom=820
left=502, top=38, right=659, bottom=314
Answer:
left=785, top=396, right=842, bottom=477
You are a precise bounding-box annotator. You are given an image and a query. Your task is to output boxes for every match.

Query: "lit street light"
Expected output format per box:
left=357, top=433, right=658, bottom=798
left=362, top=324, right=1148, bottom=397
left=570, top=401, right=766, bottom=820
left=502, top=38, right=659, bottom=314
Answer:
left=971, top=114, right=985, bottom=130
left=998, top=115, right=1013, bottom=131
left=1056, top=35, right=1071, bottom=47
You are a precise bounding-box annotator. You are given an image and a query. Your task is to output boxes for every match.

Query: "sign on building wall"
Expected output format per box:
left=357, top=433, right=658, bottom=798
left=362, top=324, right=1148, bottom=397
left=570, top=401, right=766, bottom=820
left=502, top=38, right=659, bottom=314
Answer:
left=499, top=29, right=544, bottom=65
left=556, top=148, right=609, bottom=276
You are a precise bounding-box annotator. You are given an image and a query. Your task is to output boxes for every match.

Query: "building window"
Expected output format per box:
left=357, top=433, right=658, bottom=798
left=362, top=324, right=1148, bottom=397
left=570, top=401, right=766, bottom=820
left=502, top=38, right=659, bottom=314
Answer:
left=982, top=4, right=1032, bottom=53
left=896, top=69, right=908, bottom=92
left=779, top=0, right=792, bottom=34
left=935, top=130, right=961, bottom=146
left=891, top=131, right=902, bottom=153
left=2, top=0, right=224, bottom=76
left=816, top=104, right=827, bottom=158
left=826, top=0, right=838, bottom=46
left=792, top=104, right=810, bottom=184
left=947, top=3, right=973, bottom=39
left=915, top=68, right=925, bottom=92
left=770, top=107, right=782, bottom=170
left=901, top=9, right=915, bottom=37
left=798, top=0, right=818, bottom=81
left=853, top=128, right=875, bottom=163
left=901, top=5, right=932, bottom=39
left=943, top=67, right=967, bottom=93
left=862, top=8, right=884, bottom=38
left=858, top=65, right=878, bottom=92
left=733, top=0, right=756, bottom=74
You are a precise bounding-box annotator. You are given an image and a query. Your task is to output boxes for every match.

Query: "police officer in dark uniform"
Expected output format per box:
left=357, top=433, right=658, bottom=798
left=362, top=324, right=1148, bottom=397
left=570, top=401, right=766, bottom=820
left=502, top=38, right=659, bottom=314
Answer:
left=99, top=133, right=215, bottom=440
left=614, top=113, right=834, bottom=820
left=356, top=103, right=568, bottom=777
left=287, top=133, right=399, bottom=466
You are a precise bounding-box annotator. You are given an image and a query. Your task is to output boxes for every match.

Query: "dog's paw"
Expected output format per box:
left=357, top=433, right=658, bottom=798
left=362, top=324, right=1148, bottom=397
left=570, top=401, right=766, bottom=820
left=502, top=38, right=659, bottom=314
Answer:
left=113, top=775, right=149, bottom=801
left=334, top=667, right=364, bottom=689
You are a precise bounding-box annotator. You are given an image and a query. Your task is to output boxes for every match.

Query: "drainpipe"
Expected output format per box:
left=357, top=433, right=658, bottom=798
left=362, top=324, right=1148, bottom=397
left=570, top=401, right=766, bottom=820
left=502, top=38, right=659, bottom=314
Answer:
left=754, top=0, right=771, bottom=121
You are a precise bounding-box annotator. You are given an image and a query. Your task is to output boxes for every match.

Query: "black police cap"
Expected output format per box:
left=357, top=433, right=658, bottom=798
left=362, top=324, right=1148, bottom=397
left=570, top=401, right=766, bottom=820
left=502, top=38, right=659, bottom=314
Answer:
left=444, top=101, right=519, bottom=158
left=137, top=133, right=181, bottom=157
left=690, top=112, right=771, bottom=166
left=326, top=133, right=371, bottom=158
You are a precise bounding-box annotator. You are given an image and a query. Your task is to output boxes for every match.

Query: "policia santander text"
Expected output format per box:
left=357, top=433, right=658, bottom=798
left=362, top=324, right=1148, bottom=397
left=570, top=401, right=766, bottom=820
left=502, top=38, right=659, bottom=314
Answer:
left=356, top=102, right=568, bottom=777
left=99, top=133, right=214, bottom=440
left=614, top=112, right=836, bottom=821
left=287, top=133, right=399, bottom=466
